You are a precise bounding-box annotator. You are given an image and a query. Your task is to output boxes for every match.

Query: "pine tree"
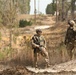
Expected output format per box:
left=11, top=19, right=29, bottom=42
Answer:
left=71, top=0, right=76, bottom=19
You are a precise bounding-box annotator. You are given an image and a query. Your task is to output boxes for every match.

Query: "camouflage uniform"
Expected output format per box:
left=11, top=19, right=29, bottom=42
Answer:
left=31, top=34, right=50, bottom=67
left=65, top=26, right=75, bottom=60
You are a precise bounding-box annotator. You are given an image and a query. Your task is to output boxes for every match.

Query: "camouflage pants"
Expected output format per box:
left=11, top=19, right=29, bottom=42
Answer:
left=66, top=41, right=76, bottom=60
left=66, top=43, right=74, bottom=60
left=33, top=47, right=49, bottom=67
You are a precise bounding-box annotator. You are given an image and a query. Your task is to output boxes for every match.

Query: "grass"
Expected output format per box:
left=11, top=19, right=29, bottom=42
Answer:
left=0, top=47, right=13, bottom=60
left=0, top=52, right=5, bottom=60
left=0, top=32, right=2, bottom=40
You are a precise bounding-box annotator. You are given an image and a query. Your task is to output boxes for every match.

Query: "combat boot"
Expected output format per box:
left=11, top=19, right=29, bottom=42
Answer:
left=35, top=63, right=38, bottom=68
left=34, top=61, right=38, bottom=68
left=45, top=63, right=51, bottom=68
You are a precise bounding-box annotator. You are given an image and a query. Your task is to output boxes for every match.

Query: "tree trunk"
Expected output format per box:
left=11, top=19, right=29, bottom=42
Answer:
left=62, top=0, right=65, bottom=21
left=34, top=0, right=36, bottom=24
left=71, top=0, right=75, bottom=19
left=52, top=0, right=55, bottom=15
left=56, top=0, right=58, bottom=22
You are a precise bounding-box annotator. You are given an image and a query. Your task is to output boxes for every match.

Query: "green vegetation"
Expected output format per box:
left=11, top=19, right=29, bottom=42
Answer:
left=46, top=3, right=56, bottom=15
left=0, top=47, right=13, bottom=60
left=19, top=20, right=32, bottom=27
left=0, top=0, right=30, bottom=27
left=0, top=52, right=4, bottom=60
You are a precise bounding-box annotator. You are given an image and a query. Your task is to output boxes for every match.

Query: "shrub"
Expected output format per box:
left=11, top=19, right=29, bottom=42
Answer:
left=19, top=20, right=32, bottom=27
left=46, top=3, right=56, bottom=15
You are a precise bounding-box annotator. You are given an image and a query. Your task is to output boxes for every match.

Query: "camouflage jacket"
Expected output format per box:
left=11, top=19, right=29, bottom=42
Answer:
left=31, top=34, right=46, bottom=48
left=65, top=27, right=75, bottom=44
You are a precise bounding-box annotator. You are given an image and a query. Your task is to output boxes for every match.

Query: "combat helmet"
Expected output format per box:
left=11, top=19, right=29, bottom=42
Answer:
left=68, top=20, right=75, bottom=27
left=36, top=29, right=42, bottom=33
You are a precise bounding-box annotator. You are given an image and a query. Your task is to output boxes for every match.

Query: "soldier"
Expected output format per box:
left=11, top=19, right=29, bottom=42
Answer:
left=65, top=20, right=76, bottom=60
left=31, top=29, right=50, bottom=68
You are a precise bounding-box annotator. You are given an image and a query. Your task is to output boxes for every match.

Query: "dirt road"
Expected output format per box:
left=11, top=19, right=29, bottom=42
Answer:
left=0, top=60, right=76, bottom=75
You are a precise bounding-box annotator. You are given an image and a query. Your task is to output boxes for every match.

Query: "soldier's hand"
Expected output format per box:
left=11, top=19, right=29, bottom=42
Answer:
left=72, top=49, right=74, bottom=53
left=69, top=42, right=72, bottom=44
left=44, top=46, right=46, bottom=49
left=36, top=45, right=40, bottom=48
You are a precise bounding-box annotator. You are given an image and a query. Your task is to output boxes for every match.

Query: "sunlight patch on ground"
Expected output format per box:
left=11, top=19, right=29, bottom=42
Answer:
left=34, top=25, right=53, bottom=30
left=26, top=66, right=60, bottom=73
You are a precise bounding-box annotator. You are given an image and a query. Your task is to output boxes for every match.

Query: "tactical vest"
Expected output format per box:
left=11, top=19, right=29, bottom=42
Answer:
left=65, top=27, right=75, bottom=45
left=32, top=34, right=45, bottom=47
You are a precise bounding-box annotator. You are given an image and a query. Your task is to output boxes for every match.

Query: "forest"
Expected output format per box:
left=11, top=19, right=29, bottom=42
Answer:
left=0, top=0, right=75, bottom=75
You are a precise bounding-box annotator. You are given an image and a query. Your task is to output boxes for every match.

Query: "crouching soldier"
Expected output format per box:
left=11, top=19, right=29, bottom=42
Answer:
left=31, top=29, right=50, bottom=68
left=65, top=20, right=76, bottom=60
